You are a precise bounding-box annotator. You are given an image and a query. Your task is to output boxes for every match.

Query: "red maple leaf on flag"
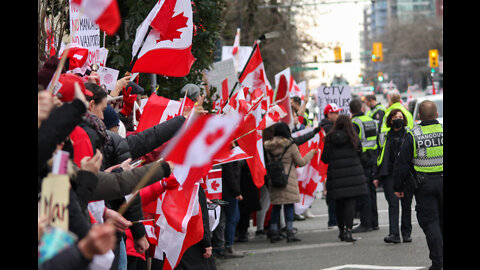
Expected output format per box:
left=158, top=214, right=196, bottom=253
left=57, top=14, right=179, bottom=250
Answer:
left=156, top=12, right=189, bottom=43
left=210, top=180, right=220, bottom=191
left=270, top=110, right=281, bottom=122
left=252, top=68, right=266, bottom=90
left=205, top=129, right=225, bottom=146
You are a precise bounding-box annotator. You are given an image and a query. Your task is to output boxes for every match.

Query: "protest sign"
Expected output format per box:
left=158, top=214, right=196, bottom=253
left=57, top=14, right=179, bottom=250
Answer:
left=204, top=58, right=238, bottom=102
left=68, top=0, right=104, bottom=72
left=39, top=174, right=70, bottom=231
left=97, top=66, right=119, bottom=91
left=222, top=46, right=253, bottom=72
left=316, top=85, right=352, bottom=120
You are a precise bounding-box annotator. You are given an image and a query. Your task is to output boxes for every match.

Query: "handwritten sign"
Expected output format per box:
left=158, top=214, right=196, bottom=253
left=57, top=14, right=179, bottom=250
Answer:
left=69, top=0, right=104, bottom=71
left=39, top=174, right=70, bottom=231
left=317, top=85, right=352, bottom=120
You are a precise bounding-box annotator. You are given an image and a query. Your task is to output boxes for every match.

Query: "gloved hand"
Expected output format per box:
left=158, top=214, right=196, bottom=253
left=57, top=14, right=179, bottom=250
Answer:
left=313, top=126, right=322, bottom=134
left=161, top=175, right=179, bottom=190
left=120, top=86, right=137, bottom=117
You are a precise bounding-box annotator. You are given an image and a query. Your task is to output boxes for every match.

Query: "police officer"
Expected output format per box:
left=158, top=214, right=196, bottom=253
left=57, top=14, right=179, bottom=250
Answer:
left=378, top=93, right=413, bottom=148
left=393, top=100, right=443, bottom=270
left=364, top=94, right=386, bottom=128
left=349, top=99, right=379, bottom=233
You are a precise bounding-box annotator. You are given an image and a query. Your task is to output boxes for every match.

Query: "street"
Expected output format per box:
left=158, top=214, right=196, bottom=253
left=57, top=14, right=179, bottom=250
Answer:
left=215, top=190, right=431, bottom=270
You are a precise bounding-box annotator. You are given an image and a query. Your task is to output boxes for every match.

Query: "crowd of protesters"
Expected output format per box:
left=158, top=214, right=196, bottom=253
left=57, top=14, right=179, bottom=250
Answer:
left=38, top=53, right=441, bottom=270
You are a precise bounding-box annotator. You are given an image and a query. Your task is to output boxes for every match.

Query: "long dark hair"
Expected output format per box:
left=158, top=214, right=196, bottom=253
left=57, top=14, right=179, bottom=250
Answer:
left=273, top=122, right=293, bottom=141
left=386, top=109, right=408, bottom=128
left=328, top=114, right=359, bottom=150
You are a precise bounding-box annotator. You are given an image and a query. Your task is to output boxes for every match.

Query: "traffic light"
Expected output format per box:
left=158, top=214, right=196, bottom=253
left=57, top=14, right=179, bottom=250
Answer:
left=372, top=42, right=383, bottom=62
left=429, top=49, right=439, bottom=68
left=334, top=46, right=342, bottom=63
left=377, top=72, right=384, bottom=82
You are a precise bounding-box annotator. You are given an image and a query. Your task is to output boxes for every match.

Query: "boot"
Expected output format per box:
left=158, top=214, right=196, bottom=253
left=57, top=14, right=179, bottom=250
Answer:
left=338, top=228, right=346, bottom=241
left=286, top=230, right=301, bottom=242
left=225, top=246, right=244, bottom=258
left=270, top=230, right=282, bottom=243
left=384, top=234, right=401, bottom=244
left=344, top=229, right=357, bottom=242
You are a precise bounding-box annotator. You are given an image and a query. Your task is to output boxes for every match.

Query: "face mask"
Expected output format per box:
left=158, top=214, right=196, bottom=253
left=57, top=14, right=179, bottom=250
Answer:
left=392, top=119, right=404, bottom=129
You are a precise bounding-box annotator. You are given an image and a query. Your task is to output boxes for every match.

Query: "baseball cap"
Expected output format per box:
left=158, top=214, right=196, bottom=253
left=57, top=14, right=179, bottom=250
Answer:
left=55, top=74, right=93, bottom=102
left=324, top=103, right=342, bottom=115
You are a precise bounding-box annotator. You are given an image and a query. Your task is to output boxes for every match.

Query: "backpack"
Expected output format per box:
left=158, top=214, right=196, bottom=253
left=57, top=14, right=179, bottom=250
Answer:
left=265, top=141, right=295, bottom=188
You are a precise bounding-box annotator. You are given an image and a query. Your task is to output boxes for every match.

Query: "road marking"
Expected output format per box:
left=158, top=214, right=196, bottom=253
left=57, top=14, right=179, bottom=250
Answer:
left=242, top=242, right=353, bottom=255
left=320, top=264, right=424, bottom=270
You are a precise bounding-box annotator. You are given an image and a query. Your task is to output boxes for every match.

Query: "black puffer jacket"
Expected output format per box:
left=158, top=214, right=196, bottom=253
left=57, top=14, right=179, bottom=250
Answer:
left=321, top=129, right=367, bottom=200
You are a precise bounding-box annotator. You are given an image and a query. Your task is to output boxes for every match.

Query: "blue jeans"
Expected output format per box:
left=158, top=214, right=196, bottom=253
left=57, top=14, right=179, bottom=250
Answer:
left=118, top=237, right=127, bottom=270
left=270, top=204, right=294, bottom=230
left=223, top=197, right=240, bottom=248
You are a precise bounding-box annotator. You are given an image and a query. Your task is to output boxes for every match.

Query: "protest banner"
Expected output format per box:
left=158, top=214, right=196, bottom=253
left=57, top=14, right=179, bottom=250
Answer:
left=39, top=174, right=70, bottom=231
left=316, top=85, right=352, bottom=120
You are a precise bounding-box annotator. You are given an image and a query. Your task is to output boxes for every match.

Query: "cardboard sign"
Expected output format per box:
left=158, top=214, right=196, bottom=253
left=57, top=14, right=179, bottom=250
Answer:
left=317, top=85, right=352, bottom=120
left=204, top=58, right=239, bottom=102
left=39, top=174, right=70, bottom=231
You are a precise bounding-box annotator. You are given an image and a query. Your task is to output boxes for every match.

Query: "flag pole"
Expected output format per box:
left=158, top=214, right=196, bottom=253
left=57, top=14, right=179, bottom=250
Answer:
left=127, top=26, right=153, bottom=74
left=117, top=159, right=163, bottom=216
left=228, top=40, right=259, bottom=100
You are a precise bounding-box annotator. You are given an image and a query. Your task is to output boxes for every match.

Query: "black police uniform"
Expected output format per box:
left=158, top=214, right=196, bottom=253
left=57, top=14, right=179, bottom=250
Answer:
left=393, top=120, right=443, bottom=269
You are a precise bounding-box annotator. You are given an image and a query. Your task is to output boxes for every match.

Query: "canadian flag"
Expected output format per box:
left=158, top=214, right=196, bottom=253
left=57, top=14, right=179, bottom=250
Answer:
left=222, top=87, right=250, bottom=117
left=157, top=182, right=204, bottom=270
left=162, top=113, right=243, bottom=188
left=231, top=28, right=240, bottom=55
left=212, top=78, right=230, bottom=113
left=257, top=103, right=288, bottom=130
left=201, top=168, right=222, bottom=200
left=213, top=146, right=252, bottom=166
left=291, top=80, right=306, bottom=100
left=130, top=0, right=195, bottom=77
left=70, top=0, right=121, bottom=35
left=135, top=93, right=181, bottom=133
left=238, top=43, right=274, bottom=106
left=291, top=127, right=325, bottom=215
left=235, top=99, right=266, bottom=189
left=272, top=74, right=294, bottom=130
left=274, top=67, right=293, bottom=93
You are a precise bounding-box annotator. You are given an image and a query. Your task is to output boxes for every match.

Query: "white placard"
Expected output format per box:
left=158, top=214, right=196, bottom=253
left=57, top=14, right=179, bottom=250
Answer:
left=317, top=85, right=352, bottom=120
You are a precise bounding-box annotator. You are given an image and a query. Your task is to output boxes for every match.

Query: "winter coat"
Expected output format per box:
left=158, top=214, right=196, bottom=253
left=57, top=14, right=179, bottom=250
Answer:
left=239, top=160, right=261, bottom=213
left=321, top=129, right=367, bottom=200
left=221, top=161, right=242, bottom=199
left=38, top=99, right=87, bottom=173
left=264, top=136, right=315, bottom=205
left=89, top=161, right=171, bottom=201
left=374, top=127, right=408, bottom=179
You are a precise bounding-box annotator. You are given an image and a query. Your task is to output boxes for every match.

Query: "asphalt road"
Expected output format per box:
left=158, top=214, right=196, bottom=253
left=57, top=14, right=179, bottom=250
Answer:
left=214, top=190, right=433, bottom=270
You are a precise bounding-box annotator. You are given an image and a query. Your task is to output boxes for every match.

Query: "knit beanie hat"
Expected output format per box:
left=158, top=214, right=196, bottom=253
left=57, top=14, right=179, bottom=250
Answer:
left=103, top=105, right=120, bottom=130
left=180, top=83, right=201, bottom=102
